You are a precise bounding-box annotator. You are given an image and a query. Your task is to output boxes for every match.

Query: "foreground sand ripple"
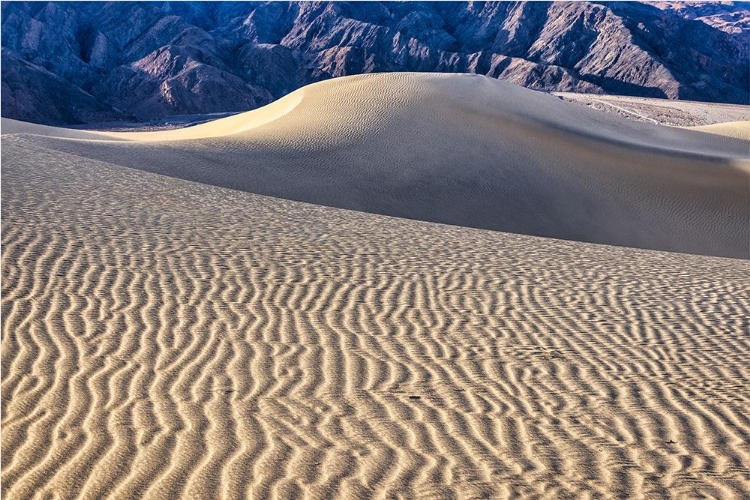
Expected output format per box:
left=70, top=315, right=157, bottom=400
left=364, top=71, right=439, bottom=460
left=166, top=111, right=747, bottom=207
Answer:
left=3, top=136, right=750, bottom=499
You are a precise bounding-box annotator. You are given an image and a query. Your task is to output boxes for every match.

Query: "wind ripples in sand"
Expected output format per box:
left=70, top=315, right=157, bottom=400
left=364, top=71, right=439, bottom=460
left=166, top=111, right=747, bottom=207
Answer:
left=4, top=73, right=748, bottom=258
left=2, top=137, right=749, bottom=499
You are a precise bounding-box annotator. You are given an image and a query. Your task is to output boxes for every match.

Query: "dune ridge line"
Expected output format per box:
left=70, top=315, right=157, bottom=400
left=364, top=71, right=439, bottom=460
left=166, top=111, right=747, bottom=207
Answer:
left=2, top=73, right=747, bottom=258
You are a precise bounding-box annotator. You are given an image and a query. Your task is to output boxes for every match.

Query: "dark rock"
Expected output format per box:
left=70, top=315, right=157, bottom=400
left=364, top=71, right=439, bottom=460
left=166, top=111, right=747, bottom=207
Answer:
left=1, top=1, right=747, bottom=126
left=1, top=49, right=126, bottom=125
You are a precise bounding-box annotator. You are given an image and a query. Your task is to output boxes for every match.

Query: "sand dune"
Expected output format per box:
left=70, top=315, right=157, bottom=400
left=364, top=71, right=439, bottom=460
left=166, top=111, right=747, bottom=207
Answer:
left=555, top=92, right=750, bottom=127
left=2, top=73, right=748, bottom=258
left=3, top=131, right=750, bottom=499
left=689, top=121, right=750, bottom=141
left=1, top=88, right=304, bottom=142
left=3, top=73, right=750, bottom=498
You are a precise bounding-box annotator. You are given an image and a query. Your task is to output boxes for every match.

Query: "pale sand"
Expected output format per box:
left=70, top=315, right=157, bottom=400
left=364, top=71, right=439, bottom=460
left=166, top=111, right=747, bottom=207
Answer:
left=1, top=89, right=304, bottom=142
left=2, top=73, right=750, bottom=498
left=2, top=73, right=748, bottom=258
left=554, top=92, right=750, bottom=127
left=689, top=121, right=750, bottom=141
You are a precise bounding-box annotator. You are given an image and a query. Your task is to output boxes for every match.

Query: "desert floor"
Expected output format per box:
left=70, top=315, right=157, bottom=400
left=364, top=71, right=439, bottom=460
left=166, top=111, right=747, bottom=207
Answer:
left=2, top=73, right=749, bottom=499
left=554, top=91, right=750, bottom=127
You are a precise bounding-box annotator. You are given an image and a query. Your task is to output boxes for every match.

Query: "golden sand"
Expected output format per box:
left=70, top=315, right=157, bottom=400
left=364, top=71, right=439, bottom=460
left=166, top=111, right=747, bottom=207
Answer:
left=3, top=74, right=749, bottom=498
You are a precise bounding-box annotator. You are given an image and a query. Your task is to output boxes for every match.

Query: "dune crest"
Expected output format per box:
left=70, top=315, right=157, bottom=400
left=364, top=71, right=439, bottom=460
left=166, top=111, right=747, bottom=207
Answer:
left=3, top=73, right=747, bottom=258
left=687, top=121, right=750, bottom=141
left=1, top=89, right=305, bottom=142
left=4, top=73, right=748, bottom=155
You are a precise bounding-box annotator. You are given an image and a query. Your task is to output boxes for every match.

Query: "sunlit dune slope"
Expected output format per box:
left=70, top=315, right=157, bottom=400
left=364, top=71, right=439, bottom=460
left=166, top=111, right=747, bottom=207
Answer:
left=2, top=73, right=748, bottom=257
left=2, top=89, right=304, bottom=141
left=688, top=121, right=750, bottom=141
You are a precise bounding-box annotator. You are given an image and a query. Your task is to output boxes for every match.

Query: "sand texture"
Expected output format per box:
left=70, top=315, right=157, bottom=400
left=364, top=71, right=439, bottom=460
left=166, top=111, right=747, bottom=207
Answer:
left=2, top=73, right=748, bottom=258
left=2, top=73, right=750, bottom=499
left=554, top=92, right=750, bottom=127
left=689, top=121, right=750, bottom=141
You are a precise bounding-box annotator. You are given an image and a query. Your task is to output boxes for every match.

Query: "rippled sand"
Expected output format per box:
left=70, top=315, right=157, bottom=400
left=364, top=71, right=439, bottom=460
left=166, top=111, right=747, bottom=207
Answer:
left=4, top=73, right=748, bottom=258
left=3, top=74, right=750, bottom=498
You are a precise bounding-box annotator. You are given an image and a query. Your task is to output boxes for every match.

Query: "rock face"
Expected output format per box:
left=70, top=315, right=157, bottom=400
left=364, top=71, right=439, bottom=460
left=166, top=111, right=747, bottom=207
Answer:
left=1, top=49, right=127, bottom=124
left=2, top=1, right=748, bottom=125
left=643, top=1, right=750, bottom=34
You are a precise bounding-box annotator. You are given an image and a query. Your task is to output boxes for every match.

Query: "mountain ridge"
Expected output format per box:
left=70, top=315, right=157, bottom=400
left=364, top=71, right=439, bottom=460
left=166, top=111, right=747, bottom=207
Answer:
left=2, top=1, right=748, bottom=125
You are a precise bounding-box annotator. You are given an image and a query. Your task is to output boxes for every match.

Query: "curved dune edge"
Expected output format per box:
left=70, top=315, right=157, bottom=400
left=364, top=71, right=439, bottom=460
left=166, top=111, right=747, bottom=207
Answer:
left=1, top=73, right=747, bottom=157
left=2, top=144, right=750, bottom=499
left=2, top=73, right=748, bottom=258
left=0, top=88, right=305, bottom=142
left=686, top=121, right=750, bottom=141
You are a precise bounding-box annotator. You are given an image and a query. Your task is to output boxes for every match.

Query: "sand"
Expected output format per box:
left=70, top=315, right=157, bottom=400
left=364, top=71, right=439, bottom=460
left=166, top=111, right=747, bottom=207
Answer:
left=3, top=73, right=748, bottom=259
left=689, top=121, right=750, bottom=141
left=2, top=73, right=750, bottom=499
left=554, top=92, right=750, bottom=127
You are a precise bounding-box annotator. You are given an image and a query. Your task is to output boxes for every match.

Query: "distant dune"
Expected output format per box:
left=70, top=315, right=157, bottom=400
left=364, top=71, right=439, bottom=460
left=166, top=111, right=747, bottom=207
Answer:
left=690, top=121, right=750, bottom=141
left=3, top=73, right=748, bottom=258
left=2, top=73, right=750, bottom=499
left=555, top=92, right=750, bottom=127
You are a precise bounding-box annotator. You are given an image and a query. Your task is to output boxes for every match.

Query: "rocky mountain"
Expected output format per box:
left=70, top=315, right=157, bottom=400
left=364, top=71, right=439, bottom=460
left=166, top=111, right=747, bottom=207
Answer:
left=2, top=1, right=748, bottom=126
left=643, top=1, right=750, bottom=34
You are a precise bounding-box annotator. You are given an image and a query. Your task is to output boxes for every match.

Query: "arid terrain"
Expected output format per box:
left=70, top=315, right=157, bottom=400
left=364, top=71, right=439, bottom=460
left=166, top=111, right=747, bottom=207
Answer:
left=3, top=1, right=748, bottom=125
left=555, top=92, right=750, bottom=127
left=2, top=73, right=749, bottom=499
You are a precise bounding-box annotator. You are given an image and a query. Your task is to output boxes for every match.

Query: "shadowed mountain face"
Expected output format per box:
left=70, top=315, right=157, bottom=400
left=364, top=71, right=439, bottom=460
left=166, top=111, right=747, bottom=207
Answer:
left=2, top=1, right=748, bottom=125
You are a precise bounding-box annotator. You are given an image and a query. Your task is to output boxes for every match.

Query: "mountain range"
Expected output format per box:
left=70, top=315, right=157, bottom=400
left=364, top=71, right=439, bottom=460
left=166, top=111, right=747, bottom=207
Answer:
left=2, top=1, right=748, bottom=126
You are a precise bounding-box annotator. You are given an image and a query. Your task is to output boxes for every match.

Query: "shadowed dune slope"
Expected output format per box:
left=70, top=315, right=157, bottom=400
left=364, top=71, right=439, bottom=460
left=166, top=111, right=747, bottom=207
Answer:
left=2, top=135, right=750, bottom=499
left=2, top=72, right=748, bottom=259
